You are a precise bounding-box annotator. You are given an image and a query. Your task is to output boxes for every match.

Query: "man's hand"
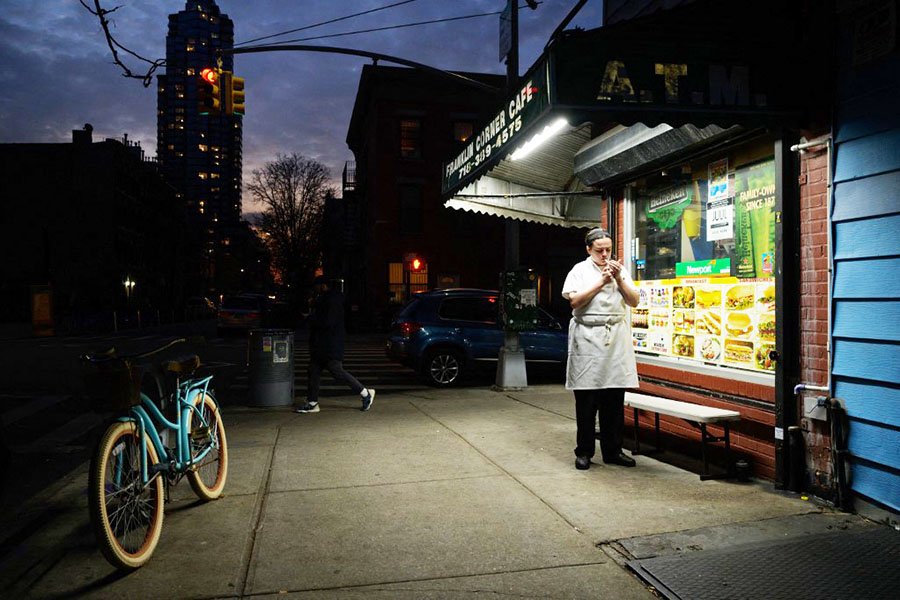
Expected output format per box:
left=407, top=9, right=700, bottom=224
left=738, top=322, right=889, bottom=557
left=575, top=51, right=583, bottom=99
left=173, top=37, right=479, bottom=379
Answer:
left=606, top=259, right=623, bottom=281
left=600, top=267, right=614, bottom=286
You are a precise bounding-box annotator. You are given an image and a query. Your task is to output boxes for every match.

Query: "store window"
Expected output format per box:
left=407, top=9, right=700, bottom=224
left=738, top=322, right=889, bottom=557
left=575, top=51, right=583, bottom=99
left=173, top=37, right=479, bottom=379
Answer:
left=400, top=119, right=421, bottom=159
left=452, top=121, right=474, bottom=142
left=629, top=142, right=777, bottom=375
left=388, top=260, right=429, bottom=305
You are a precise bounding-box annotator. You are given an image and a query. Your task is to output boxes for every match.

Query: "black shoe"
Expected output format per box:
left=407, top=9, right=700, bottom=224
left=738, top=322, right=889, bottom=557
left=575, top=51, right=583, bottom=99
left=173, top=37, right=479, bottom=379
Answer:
left=603, top=453, right=636, bottom=467
left=575, top=456, right=591, bottom=470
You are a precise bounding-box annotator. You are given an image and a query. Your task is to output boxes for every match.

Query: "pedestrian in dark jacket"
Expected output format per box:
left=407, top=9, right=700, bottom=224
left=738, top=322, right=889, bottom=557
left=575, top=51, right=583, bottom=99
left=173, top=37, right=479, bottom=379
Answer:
left=295, top=276, right=375, bottom=413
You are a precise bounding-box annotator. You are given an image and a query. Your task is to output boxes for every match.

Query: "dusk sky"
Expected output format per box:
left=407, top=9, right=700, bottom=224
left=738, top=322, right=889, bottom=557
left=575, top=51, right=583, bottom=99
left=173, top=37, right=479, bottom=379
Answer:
left=0, top=1, right=603, bottom=214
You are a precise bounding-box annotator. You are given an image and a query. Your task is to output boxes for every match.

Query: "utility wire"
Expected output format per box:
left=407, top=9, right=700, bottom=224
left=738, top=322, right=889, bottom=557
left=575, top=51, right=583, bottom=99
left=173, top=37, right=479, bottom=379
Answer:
left=240, top=2, right=543, bottom=48
left=234, top=0, right=422, bottom=47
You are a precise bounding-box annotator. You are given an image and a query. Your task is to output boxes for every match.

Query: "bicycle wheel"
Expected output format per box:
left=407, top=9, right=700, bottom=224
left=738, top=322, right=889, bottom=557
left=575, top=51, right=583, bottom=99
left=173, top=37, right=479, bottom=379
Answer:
left=88, top=421, right=164, bottom=570
left=186, top=392, right=228, bottom=501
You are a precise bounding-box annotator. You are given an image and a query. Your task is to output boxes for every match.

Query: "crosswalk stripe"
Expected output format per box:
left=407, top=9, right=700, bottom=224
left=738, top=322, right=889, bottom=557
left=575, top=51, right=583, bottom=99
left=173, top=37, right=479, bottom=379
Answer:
left=16, top=411, right=107, bottom=453
left=0, top=395, right=70, bottom=426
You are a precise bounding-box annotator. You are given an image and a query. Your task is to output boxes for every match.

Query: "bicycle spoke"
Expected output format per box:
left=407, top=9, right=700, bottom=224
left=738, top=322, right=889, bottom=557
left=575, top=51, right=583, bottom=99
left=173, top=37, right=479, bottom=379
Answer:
left=102, top=430, right=158, bottom=554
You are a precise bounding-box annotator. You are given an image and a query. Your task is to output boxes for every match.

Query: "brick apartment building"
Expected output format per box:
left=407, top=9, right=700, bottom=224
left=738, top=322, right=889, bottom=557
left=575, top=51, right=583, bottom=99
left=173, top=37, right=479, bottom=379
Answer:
left=335, top=64, right=583, bottom=330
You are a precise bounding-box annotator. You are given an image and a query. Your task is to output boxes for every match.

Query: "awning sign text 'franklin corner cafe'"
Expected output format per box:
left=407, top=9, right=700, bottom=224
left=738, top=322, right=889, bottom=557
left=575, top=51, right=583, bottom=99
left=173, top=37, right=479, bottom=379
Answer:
left=442, top=62, right=549, bottom=194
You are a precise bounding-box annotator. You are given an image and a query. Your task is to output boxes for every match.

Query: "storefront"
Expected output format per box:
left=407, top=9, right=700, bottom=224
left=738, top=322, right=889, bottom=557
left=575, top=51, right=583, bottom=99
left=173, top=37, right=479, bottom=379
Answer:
left=442, top=0, right=830, bottom=487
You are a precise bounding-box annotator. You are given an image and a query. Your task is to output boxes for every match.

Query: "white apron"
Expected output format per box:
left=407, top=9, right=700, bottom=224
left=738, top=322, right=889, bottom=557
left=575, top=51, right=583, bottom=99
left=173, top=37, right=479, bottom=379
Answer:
left=563, top=258, right=639, bottom=390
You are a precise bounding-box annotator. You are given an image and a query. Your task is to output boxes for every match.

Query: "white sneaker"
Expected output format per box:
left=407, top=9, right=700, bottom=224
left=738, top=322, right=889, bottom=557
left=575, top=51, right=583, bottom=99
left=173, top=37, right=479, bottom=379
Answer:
left=361, top=389, right=375, bottom=412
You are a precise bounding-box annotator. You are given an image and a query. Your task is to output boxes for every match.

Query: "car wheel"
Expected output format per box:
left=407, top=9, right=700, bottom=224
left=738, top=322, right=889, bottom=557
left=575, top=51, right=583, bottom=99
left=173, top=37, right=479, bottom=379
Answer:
left=424, top=349, right=463, bottom=387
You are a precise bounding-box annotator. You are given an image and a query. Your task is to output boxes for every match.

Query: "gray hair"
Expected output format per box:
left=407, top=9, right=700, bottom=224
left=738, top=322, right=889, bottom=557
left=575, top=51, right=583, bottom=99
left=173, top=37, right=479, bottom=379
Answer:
left=584, top=227, right=611, bottom=246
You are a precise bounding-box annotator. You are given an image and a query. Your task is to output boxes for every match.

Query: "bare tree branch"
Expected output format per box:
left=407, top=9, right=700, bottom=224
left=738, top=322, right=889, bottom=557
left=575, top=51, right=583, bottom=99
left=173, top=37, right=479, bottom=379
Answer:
left=80, top=0, right=165, bottom=87
left=249, top=154, right=335, bottom=288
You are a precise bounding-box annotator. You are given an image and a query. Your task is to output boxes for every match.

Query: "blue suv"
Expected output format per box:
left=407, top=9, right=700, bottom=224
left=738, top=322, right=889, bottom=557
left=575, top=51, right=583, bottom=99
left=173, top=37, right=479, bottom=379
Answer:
left=386, top=289, right=568, bottom=386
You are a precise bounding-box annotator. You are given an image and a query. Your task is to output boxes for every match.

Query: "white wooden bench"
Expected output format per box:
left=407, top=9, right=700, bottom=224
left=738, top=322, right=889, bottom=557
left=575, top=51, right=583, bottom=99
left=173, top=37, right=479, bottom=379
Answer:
left=624, top=392, right=741, bottom=480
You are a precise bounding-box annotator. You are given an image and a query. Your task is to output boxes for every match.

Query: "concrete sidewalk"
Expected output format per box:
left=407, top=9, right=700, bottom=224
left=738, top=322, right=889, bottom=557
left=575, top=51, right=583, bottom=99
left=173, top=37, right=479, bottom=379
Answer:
left=0, top=385, right=864, bottom=599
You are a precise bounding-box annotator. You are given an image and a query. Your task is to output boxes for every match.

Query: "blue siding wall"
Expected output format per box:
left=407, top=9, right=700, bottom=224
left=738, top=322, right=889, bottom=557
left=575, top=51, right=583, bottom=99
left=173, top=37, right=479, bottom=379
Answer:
left=833, top=14, right=900, bottom=513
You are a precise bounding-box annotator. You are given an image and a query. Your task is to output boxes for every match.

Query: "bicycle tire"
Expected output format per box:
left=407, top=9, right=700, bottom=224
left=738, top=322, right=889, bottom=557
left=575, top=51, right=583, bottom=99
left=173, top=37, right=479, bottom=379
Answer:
left=88, top=421, right=165, bottom=570
left=186, top=392, right=228, bottom=501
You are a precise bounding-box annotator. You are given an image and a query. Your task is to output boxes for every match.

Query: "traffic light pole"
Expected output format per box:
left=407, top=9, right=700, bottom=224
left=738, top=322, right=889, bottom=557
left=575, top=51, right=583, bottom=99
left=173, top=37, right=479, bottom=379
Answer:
left=495, top=0, right=527, bottom=391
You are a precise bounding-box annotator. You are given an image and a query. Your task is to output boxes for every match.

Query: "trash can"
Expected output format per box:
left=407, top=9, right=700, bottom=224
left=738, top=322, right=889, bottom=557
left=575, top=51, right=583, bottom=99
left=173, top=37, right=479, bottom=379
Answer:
left=247, top=329, right=294, bottom=407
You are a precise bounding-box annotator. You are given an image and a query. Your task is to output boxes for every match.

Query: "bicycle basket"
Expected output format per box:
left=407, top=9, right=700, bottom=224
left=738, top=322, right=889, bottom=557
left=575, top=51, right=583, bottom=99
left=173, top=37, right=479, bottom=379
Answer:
left=83, top=358, right=142, bottom=411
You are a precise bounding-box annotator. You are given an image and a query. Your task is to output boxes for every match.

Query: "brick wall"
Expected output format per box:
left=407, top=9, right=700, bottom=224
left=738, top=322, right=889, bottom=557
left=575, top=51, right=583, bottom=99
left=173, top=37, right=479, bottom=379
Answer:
left=797, top=140, right=834, bottom=498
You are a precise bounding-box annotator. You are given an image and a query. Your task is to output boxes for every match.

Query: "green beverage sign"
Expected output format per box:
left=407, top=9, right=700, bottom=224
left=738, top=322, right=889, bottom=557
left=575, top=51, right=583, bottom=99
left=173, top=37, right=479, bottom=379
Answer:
left=733, top=159, right=776, bottom=278
left=644, top=184, right=692, bottom=229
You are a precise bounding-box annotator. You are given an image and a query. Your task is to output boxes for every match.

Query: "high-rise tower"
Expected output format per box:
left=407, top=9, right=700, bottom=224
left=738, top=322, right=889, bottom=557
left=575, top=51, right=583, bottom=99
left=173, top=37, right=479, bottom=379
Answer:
left=157, top=0, right=242, bottom=290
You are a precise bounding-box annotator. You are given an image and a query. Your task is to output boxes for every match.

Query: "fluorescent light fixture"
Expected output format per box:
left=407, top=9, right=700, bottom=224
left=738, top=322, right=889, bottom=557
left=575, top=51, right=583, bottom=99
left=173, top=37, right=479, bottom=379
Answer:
left=509, top=118, right=569, bottom=161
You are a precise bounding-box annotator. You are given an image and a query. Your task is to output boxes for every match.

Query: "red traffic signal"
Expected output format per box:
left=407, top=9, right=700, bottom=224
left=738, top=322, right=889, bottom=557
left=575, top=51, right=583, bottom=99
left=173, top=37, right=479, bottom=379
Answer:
left=200, top=68, right=218, bottom=85
left=197, top=68, right=221, bottom=116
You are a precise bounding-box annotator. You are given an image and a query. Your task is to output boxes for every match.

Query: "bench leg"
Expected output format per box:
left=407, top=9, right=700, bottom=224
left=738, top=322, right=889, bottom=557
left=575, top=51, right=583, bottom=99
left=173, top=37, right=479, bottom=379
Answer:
left=633, top=407, right=640, bottom=454
left=724, top=423, right=733, bottom=477
left=654, top=412, right=661, bottom=452
left=700, top=423, right=710, bottom=478
left=697, top=422, right=735, bottom=481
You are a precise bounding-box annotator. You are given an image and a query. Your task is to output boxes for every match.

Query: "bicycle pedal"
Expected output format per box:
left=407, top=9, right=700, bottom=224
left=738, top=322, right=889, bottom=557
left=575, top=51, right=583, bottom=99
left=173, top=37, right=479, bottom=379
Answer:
left=190, top=426, right=211, bottom=440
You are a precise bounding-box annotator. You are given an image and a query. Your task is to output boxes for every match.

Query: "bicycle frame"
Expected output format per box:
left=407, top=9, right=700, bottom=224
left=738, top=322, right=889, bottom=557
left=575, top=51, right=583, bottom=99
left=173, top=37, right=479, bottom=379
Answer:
left=117, top=375, right=216, bottom=487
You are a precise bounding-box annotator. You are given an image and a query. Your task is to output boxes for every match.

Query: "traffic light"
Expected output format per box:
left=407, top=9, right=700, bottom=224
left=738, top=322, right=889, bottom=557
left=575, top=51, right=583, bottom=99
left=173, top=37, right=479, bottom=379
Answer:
left=228, top=73, right=245, bottom=116
left=197, top=67, right=221, bottom=116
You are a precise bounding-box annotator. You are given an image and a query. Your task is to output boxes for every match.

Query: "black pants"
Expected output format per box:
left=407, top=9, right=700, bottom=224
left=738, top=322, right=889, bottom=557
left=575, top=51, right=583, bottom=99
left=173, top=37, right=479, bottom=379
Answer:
left=307, top=356, right=364, bottom=403
left=574, top=388, right=625, bottom=460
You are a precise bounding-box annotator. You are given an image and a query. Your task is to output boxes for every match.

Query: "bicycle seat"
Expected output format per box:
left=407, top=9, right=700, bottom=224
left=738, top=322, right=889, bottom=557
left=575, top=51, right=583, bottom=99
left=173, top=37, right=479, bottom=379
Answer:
left=162, top=355, right=201, bottom=374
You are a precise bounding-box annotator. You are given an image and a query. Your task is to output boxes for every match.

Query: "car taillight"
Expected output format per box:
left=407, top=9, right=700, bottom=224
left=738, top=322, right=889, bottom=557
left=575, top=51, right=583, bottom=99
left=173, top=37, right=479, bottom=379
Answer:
left=248, top=312, right=261, bottom=318
left=218, top=311, right=230, bottom=318
left=399, top=322, right=422, bottom=338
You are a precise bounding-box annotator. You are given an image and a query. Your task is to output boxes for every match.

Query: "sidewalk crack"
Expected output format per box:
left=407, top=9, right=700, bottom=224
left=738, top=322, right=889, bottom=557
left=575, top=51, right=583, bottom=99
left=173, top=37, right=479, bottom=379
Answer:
left=237, top=424, right=281, bottom=598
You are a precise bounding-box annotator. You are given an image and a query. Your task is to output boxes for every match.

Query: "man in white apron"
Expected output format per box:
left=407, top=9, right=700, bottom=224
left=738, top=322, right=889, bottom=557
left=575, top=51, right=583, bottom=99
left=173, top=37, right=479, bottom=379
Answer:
left=562, top=228, right=640, bottom=470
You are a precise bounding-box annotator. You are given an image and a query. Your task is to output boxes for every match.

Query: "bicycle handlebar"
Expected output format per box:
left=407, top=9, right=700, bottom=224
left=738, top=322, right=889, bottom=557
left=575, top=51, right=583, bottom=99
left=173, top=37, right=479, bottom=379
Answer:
left=82, top=336, right=206, bottom=364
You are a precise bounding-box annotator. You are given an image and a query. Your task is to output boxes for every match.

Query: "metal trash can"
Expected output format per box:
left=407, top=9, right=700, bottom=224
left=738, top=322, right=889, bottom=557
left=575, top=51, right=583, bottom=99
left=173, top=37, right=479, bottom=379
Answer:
left=247, top=328, right=294, bottom=407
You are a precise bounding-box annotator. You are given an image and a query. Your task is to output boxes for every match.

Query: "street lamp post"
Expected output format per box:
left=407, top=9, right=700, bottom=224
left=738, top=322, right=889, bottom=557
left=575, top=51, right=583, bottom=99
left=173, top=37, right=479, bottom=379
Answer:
left=123, top=277, right=135, bottom=302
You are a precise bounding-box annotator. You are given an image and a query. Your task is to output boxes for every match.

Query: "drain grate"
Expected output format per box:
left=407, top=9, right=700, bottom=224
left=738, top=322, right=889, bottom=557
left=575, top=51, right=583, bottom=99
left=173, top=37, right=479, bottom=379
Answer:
left=628, top=527, right=900, bottom=600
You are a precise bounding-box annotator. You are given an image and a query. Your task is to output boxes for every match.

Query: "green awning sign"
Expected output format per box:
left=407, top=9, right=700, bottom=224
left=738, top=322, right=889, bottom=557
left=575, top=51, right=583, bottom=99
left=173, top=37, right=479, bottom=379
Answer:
left=676, top=258, right=731, bottom=277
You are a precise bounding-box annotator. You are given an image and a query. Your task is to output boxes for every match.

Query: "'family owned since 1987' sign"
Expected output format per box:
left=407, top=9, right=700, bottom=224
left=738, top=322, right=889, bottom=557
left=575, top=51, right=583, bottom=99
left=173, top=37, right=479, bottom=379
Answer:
left=442, top=61, right=549, bottom=195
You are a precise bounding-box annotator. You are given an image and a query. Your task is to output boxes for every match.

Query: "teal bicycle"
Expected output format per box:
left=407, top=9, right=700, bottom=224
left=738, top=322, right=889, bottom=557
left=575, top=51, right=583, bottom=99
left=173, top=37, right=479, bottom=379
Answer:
left=82, top=338, right=228, bottom=570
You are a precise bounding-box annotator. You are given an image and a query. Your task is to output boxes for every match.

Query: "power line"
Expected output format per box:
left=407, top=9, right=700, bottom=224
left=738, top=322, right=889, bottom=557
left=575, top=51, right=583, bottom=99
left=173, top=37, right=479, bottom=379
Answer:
left=234, top=0, right=422, bottom=47
left=240, top=3, right=544, bottom=48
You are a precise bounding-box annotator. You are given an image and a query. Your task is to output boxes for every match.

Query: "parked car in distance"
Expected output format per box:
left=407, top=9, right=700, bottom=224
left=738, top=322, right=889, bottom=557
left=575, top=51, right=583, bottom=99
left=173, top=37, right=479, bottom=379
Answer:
left=185, top=296, right=217, bottom=320
left=217, top=294, right=265, bottom=335
left=386, top=288, right=567, bottom=386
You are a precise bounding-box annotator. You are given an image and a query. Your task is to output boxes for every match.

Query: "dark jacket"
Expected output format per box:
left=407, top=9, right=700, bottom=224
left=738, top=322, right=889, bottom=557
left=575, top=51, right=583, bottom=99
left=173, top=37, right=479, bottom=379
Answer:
left=308, top=288, right=345, bottom=360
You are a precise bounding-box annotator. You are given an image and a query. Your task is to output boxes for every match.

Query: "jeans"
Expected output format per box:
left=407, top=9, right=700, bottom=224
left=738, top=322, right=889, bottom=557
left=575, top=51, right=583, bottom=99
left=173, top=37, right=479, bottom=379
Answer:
left=307, top=356, right=364, bottom=403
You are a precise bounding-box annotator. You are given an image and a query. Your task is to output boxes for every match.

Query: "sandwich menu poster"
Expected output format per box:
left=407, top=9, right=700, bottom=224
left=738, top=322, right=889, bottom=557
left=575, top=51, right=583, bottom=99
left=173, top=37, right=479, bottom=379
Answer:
left=631, top=278, right=776, bottom=373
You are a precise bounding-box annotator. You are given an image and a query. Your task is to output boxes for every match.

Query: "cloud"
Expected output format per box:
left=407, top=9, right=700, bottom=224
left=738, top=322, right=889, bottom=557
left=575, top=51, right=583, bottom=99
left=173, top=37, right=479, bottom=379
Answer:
left=1, top=0, right=601, bottom=214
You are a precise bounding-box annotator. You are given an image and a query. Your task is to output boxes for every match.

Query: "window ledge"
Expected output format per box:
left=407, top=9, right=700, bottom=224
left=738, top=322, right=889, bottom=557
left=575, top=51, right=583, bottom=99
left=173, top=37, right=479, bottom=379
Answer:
left=636, top=353, right=774, bottom=387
